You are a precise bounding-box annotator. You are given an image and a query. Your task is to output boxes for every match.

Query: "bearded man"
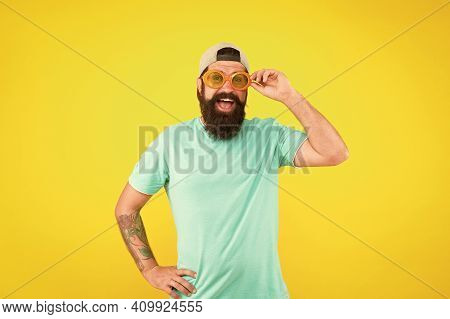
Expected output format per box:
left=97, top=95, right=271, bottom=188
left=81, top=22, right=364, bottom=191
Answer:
left=115, top=42, right=349, bottom=299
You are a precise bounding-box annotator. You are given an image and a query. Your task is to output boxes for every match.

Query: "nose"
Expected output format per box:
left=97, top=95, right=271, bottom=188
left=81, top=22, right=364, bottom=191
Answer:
left=217, top=78, right=235, bottom=93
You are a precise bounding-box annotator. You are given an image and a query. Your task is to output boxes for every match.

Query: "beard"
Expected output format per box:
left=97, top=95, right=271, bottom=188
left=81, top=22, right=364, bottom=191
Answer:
left=197, top=85, right=247, bottom=140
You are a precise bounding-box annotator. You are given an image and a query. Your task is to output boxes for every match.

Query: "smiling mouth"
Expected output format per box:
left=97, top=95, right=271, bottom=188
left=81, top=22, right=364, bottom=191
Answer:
left=215, top=99, right=235, bottom=112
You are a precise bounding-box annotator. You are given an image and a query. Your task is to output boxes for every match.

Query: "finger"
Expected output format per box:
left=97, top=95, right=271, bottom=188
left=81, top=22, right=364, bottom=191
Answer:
left=169, top=279, right=192, bottom=297
left=252, top=70, right=261, bottom=82
left=252, top=69, right=266, bottom=82
left=256, top=69, right=265, bottom=83
left=175, top=277, right=197, bottom=294
left=250, top=82, right=264, bottom=92
left=262, top=70, right=275, bottom=83
left=165, top=286, right=180, bottom=299
left=170, top=290, right=181, bottom=299
left=176, top=268, right=197, bottom=279
left=251, top=70, right=263, bottom=80
left=265, top=70, right=278, bottom=83
left=262, top=70, right=270, bottom=83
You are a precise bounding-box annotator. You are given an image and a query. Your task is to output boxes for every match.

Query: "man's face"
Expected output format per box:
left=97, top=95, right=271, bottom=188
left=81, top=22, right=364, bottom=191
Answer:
left=196, top=61, right=248, bottom=140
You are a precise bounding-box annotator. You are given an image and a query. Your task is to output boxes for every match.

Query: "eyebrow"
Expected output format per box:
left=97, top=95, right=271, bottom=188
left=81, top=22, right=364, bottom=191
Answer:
left=208, top=68, right=246, bottom=75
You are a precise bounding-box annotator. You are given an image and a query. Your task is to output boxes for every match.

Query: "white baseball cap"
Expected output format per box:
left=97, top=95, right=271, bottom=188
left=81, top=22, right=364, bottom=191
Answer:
left=198, top=42, right=250, bottom=77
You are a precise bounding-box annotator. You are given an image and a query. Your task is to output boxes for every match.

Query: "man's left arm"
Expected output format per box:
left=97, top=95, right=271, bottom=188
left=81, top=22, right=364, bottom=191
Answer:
left=250, top=69, right=349, bottom=167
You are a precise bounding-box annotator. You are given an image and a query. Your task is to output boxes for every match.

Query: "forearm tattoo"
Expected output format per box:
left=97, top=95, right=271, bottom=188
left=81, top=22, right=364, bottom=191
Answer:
left=117, top=211, right=155, bottom=272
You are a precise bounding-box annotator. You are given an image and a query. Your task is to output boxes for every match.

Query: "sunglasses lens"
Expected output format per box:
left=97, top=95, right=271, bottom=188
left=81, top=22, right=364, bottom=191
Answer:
left=205, top=72, right=224, bottom=88
left=232, top=73, right=249, bottom=89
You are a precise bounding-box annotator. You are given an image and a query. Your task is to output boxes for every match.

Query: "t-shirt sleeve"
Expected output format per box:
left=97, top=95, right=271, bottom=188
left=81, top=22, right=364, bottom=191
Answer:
left=273, top=118, right=308, bottom=167
left=128, top=129, right=169, bottom=195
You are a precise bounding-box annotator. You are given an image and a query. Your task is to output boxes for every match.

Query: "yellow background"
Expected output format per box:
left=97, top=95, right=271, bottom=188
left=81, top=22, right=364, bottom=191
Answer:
left=1, top=0, right=449, bottom=299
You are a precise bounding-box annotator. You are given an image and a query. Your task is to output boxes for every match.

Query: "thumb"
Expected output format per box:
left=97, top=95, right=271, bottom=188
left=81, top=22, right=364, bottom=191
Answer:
left=250, top=82, right=264, bottom=93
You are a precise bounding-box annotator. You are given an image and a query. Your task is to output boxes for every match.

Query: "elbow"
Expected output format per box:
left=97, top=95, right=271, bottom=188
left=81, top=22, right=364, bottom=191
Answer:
left=327, top=148, right=349, bottom=166
left=114, top=203, right=123, bottom=218
left=114, top=201, right=129, bottom=218
left=115, top=202, right=141, bottom=219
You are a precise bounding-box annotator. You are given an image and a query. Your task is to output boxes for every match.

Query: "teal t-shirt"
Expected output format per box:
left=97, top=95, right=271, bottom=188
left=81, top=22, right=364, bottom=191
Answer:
left=128, top=116, right=308, bottom=299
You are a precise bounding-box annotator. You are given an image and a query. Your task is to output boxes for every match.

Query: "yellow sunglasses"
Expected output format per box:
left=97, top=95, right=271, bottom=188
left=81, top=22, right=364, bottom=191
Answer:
left=202, top=69, right=263, bottom=90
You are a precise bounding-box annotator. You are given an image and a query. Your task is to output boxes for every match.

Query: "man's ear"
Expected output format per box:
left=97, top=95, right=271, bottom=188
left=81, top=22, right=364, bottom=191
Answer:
left=196, top=78, right=202, bottom=95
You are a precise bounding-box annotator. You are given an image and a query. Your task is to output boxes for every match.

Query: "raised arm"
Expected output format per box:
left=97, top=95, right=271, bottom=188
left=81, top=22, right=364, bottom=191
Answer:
left=284, top=92, right=350, bottom=167
left=250, top=69, right=349, bottom=167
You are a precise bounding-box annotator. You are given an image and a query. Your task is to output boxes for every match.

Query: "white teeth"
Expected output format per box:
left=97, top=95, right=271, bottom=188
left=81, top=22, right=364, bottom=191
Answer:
left=219, top=98, right=233, bottom=102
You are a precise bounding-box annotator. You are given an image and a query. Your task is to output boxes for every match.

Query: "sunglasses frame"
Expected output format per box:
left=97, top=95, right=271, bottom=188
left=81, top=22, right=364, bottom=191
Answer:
left=202, top=69, right=259, bottom=91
